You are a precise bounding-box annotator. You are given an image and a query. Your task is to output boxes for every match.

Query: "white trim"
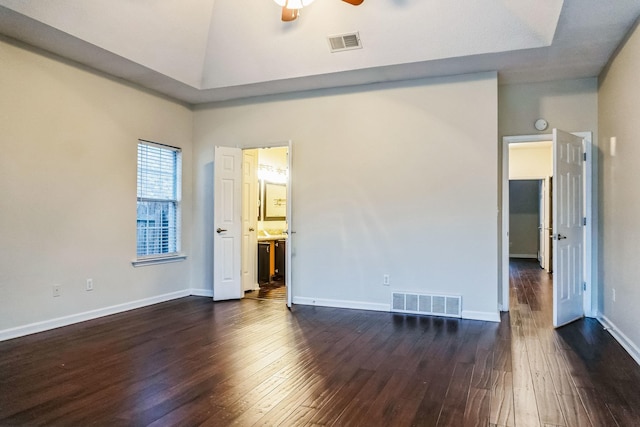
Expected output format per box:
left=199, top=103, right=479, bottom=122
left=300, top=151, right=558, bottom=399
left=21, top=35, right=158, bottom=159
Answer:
left=190, top=288, right=214, bottom=297
left=461, top=310, right=501, bottom=322
left=0, top=290, right=189, bottom=342
left=510, top=175, right=549, bottom=181
left=293, top=297, right=501, bottom=323
left=132, top=254, right=187, bottom=267
left=503, top=134, right=553, bottom=144
left=1, top=290, right=503, bottom=342
left=598, top=316, right=640, bottom=366
left=293, top=296, right=390, bottom=312
left=286, top=140, right=293, bottom=309
left=580, top=132, right=595, bottom=317
left=509, top=253, right=538, bottom=259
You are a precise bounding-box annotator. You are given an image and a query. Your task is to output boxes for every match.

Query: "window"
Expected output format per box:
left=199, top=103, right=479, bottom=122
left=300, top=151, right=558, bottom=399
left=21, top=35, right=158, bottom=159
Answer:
left=136, top=140, right=181, bottom=259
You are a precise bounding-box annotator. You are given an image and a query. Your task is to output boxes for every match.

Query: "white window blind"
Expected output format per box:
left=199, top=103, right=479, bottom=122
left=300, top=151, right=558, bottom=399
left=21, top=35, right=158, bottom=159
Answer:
left=136, top=140, right=181, bottom=258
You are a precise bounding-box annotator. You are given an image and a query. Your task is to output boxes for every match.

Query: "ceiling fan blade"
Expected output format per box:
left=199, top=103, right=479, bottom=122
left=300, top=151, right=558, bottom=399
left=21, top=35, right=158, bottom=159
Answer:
left=281, top=6, right=299, bottom=21
left=341, top=0, right=364, bottom=5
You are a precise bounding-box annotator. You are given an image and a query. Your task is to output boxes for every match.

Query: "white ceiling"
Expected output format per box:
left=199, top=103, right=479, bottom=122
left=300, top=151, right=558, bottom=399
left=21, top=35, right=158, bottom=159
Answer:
left=1, top=0, right=639, bottom=105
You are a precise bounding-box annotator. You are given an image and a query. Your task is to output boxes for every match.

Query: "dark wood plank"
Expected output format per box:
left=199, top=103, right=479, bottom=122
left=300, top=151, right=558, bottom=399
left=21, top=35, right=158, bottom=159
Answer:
left=490, top=370, right=515, bottom=426
left=463, top=387, right=491, bottom=427
left=436, top=362, right=474, bottom=426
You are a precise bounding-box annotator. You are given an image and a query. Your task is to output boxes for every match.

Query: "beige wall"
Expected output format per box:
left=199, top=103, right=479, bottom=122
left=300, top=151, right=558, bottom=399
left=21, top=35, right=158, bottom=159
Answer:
left=193, top=73, right=500, bottom=319
left=0, top=37, right=193, bottom=334
left=598, top=20, right=640, bottom=361
left=509, top=143, right=552, bottom=179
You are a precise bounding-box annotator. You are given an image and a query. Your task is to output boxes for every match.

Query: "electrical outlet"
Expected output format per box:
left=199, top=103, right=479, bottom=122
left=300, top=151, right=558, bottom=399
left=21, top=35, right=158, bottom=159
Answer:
left=53, top=284, right=61, bottom=297
left=86, top=278, right=93, bottom=291
left=612, top=288, right=616, bottom=302
left=383, top=274, right=390, bottom=286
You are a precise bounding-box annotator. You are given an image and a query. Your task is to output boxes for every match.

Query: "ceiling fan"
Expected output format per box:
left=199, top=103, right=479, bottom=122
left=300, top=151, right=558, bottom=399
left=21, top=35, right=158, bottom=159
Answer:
left=275, top=0, right=365, bottom=22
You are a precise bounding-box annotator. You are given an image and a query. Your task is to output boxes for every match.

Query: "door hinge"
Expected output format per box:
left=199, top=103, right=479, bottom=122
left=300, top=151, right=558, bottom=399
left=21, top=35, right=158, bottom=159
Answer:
left=583, top=282, right=587, bottom=291
left=583, top=217, right=587, bottom=226
left=583, top=152, right=587, bottom=161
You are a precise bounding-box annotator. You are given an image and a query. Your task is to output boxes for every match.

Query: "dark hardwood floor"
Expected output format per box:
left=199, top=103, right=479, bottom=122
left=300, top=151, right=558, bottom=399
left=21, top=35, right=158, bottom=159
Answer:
left=1, top=259, right=639, bottom=426
left=244, top=280, right=286, bottom=301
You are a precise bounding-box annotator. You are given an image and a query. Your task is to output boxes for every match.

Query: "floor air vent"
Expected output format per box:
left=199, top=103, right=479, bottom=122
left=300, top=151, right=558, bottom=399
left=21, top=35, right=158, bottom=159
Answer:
left=392, top=292, right=461, bottom=318
left=328, top=32, right=362, bottom=52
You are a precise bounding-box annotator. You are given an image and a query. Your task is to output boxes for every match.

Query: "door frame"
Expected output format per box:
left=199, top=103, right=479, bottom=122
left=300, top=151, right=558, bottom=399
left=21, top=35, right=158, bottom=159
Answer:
left=500, top=132, right=594, bottom=317
left=241, top=140, right=293, bottom=308
left=537, top=177, right=551, bottom=271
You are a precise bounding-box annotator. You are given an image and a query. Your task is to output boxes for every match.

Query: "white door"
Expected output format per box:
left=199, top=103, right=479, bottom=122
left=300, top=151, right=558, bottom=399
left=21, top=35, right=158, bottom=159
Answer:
left=538, top=179, right=545, bottom=268
left=544, top=176, right=552, bottom=273
left=553, top=129, right=584, bottom=327
left=286, top=142, right=293, bottom=308
left=241, top=150, right=258, bottom=292
left=213, top=146, right=243, bottom=301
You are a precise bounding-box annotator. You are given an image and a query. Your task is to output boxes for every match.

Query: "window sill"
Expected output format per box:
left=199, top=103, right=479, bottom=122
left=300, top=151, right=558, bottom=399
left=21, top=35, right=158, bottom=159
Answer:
left=132, top=254, right=187, bottom=267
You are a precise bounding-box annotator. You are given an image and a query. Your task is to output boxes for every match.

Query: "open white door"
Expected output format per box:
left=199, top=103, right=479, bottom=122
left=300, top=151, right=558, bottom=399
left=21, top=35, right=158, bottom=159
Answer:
left=213, top=146, right=243, bottom=301
left=286, top=142, right=293, bottom=308
left=552, top=129, right=585, bottom=327
left=538, top=180, right=545, bottom=268
left=241, top=150, right=258, bottom=292
left=544, top=176, right=552, bottom=273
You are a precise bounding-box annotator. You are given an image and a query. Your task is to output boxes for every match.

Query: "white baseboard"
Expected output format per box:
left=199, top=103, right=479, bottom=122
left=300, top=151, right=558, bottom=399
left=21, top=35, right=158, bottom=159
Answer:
left=292, top=297, right=501, bottom=323
left=598, top=315, right=640, bottom=366
left=1, top=289, right=503, bottom=342
left=0, top=290, right=190, bottom=342
left=462, top=310, right=501, bottom=322
left=292, top=296, right=390, bottom=312
left=509, top=254, right=538, bottom=259
left=190, top=288, right=213, bottom=298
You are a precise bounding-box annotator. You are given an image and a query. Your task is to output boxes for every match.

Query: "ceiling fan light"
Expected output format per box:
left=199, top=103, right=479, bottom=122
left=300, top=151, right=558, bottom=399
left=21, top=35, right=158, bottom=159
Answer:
left=273, top=0, right=315, bottom=10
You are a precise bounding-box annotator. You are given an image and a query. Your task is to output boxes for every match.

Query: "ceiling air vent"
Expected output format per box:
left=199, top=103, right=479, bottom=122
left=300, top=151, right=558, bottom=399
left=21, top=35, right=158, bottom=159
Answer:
left=328, top=32, right=362, bottom=53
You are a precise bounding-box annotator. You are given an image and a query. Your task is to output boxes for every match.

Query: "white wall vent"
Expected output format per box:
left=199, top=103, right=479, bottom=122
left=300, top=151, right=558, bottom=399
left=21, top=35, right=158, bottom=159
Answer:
left=391, top=292, right=461, bottom=318
left=327, top=32, right=362, bottom=53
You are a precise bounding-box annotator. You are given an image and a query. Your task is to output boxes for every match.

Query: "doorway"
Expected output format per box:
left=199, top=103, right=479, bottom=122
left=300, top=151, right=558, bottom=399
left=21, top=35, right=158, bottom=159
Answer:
left=213, top=141, right=293, bottom=307
left=501, top=132, right=594, bottom=326
left=243, top=146, right=289, bottom=302
left=508, top=141, right=553, bottom=272
left=509, top=179, right=550, bottom=267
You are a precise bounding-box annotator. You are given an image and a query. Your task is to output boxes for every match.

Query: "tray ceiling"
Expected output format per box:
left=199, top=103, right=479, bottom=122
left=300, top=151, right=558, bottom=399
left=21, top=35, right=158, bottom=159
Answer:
left=1, top=0, right=639, bottom=104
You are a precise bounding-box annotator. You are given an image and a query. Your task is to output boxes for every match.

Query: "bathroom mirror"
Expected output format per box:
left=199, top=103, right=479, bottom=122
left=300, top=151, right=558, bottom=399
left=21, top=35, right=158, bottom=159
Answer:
left=263, top=181, right=286, bottom=221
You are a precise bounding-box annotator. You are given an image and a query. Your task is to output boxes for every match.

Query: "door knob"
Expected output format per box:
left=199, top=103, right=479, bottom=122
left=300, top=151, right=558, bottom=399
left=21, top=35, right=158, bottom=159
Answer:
left=555, top=234, right=567, bottom=240
left=249, top=228, right=255, bottom=232
left=216, top=228, right=227, bottom=234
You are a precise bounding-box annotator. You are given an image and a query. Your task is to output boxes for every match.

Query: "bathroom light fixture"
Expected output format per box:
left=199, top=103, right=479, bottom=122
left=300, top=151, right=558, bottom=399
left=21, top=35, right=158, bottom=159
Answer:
left=258, top=164, right=288, bottom=184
